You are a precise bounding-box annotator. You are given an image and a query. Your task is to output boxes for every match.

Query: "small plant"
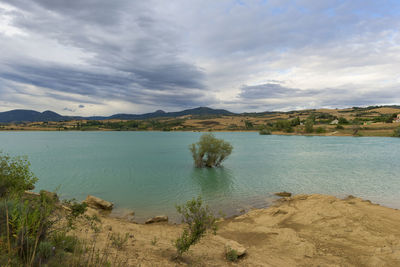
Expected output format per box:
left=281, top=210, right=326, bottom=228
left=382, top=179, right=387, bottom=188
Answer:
left=226, top=247, right=238, bottom=262
left=110, top=233, right=129, bottom=249
left=335, top=125, right=344, bottom=130
left=189, top=133, right=233, bottom=168
left=151, top=236, right=158, bottom=246
left=259, top=128, right=271, bottom=135
left=175, top=196, right=217, bottom=256
left=51, top=231, right=79, bottom=253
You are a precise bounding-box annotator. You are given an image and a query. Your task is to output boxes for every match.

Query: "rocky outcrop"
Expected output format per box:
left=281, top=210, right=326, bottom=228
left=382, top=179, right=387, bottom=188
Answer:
left=275, top=191, right=292, bottom=197
left=84, top=195, right=114, bottom=210
left=145, top=215, right=168, bottom=224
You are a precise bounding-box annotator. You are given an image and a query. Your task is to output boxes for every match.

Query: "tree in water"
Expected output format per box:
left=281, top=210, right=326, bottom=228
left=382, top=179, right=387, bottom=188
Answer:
left=189, top=133, right=233, bottom=168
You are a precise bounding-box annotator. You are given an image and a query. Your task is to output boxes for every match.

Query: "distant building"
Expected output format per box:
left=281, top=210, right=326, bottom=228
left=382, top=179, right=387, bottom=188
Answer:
left=330, top=119, right=339, bottom=125
left=394, top=114, right=400, bottom=123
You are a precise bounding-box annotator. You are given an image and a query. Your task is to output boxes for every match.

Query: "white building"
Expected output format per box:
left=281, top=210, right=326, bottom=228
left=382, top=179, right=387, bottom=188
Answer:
left=394, top=114, right=400, bottom=123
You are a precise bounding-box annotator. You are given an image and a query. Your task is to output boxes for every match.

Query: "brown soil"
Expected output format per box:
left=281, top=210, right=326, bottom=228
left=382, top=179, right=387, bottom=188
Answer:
left=73, top=194, right=400, bottom=266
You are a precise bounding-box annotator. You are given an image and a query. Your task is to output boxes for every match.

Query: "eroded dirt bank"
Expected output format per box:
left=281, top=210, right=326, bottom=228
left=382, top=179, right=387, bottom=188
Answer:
left=74, top=194, right=400, bottom=266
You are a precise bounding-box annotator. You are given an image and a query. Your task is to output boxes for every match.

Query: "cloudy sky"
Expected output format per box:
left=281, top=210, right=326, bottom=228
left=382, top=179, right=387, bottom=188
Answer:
left=0, top=0, right=399, bottom=115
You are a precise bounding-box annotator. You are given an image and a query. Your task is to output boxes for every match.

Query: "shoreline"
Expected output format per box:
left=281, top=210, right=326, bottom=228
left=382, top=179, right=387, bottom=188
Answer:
left=72, top=193, right=400, bottom=266
left=0, top=129, right=398, bottom=138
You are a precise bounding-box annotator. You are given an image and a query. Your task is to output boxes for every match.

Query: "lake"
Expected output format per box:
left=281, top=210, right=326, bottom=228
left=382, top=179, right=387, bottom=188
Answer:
left=0, top=131, right=399, bottom=222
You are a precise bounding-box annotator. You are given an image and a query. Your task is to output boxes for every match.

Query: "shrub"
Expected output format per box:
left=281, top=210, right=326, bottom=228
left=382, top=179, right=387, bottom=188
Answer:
left=175, top=196, right=217, bottom=256
left=393, top=127, right=400, bottom=137
left=304, top=119, right=314, bottom=133
left=0, top=152, right=38, bottom=198
left=51, top=232, right=79, bottom=253
left=338, top=117, right=349, bottom=124
left=244, top=120, right=253, bottom=129
left=259, top=128, right=271, bottom=135
left=37, top=241, right=53, bottom=261
left=274, top=120, right=291, bottom=131
left=226, top=247, right=238, bottom=262
left=335, top=125, right=344, bottom=130
left=315, top=127, right=326, bottom=134
left=189, top=134, right=233, bottom=168
left=291, top=117, right=301, bottom=126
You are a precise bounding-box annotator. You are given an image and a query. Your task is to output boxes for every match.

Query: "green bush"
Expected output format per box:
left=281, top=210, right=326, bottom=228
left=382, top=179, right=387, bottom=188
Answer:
left=189, top=134, right=233, bottom=168
left=175, top=196, right=217, bottom=256
left=259, top=128, right=271, bottom=135
left=304, top=119, right=314, bottom=133
left=37, top=241, right=53, bottom=261
left=244, top=120, right=253, bottom=129
left=338, top=117, right=349, bottom=124
left=0, top=152, right=38, bottom=197
left=226, top=247, right=238, bottom=262
left=393, top=127, right=400, bottom=137
left=51, top=232, right=79, bottom=253
left=315, top=127, right=326, bottom=133
left=335, top=125, right=344, bottom=130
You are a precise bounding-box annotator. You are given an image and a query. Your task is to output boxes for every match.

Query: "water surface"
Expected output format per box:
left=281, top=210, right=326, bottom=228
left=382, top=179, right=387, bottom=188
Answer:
left=0, top=131, right=399, bottom=222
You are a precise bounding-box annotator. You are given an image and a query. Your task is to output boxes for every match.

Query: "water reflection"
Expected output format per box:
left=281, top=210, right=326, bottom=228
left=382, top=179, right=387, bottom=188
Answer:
left=190, top=167, right=234, bottom=198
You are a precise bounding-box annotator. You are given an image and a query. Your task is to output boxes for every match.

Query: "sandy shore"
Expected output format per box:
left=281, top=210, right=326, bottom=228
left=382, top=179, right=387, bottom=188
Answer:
left=73, top=194, right=400, bottom=266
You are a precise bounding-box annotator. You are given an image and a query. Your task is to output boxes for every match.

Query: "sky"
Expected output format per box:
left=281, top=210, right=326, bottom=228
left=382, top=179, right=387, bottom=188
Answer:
left=0, top=0, right=399, bottom=116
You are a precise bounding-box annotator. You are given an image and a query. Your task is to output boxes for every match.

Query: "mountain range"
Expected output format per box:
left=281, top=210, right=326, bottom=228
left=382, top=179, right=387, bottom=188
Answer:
left=0, top=107, right=234, bottom=123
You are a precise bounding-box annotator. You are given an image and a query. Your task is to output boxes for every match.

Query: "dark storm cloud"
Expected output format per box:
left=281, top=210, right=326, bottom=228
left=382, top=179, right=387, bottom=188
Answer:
left=0, top=0, right=209, bottom=110
left=239, top=83, right=321, bottom=99
left=237, top=82, right=400, bottom=111
left=0, top=61, right=208, bottom=108
left=0, top=0, right=399, bottom=114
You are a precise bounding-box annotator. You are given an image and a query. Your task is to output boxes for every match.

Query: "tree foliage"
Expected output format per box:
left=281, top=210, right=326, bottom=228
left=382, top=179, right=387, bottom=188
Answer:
left=189, top=134, right=233, bottom=168
left=393, top=127, right=400, bottom=137
left=304, top=119, right=314, bottom=133
left=0, top=152, right=37, bottom=198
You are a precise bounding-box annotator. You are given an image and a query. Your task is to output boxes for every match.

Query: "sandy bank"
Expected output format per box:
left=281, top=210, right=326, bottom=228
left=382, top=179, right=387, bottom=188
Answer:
left=73, top=194, right=400, bottom=266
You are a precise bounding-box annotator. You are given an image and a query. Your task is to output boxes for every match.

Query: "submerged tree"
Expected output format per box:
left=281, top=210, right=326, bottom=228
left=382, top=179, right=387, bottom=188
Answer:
left=189, top=133, right=233, bottom=168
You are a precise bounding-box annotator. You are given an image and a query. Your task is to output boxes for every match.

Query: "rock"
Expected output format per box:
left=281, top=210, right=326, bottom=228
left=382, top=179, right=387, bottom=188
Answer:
left=275, top=192, right=292, bottom=197
left=145, top=215, right=168, bottom=224
left=84, top=195, right=113, bottom=210
left=225, top=240, right=247, bottom=257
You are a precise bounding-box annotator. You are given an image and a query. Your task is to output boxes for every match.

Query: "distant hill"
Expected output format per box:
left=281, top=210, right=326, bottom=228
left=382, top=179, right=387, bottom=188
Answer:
left=109, top=107, right=234, bottom=120
left=0, top=110, right=65, bottom=123
left=0, top=107, right=235, bottom=123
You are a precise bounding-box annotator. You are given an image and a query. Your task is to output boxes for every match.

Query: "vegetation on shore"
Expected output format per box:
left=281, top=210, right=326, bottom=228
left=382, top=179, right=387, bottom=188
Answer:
left=174, top=196, right=217, bottom=256
left=1, top=105, right=399, bottom=137
left=0, top=152, right=128, bottom=266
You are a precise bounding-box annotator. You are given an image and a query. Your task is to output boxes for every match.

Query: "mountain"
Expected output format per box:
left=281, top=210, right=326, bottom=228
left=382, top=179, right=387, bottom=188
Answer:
left=0, top=107, right=235, bottom=123
left=0, top=110, right=66, bottom=123
left=109, top=107, right=234, bottom=120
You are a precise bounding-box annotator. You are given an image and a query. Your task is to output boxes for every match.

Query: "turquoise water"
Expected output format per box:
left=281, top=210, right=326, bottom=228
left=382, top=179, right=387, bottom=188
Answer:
left=0, top=131, right=399, bottom=222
